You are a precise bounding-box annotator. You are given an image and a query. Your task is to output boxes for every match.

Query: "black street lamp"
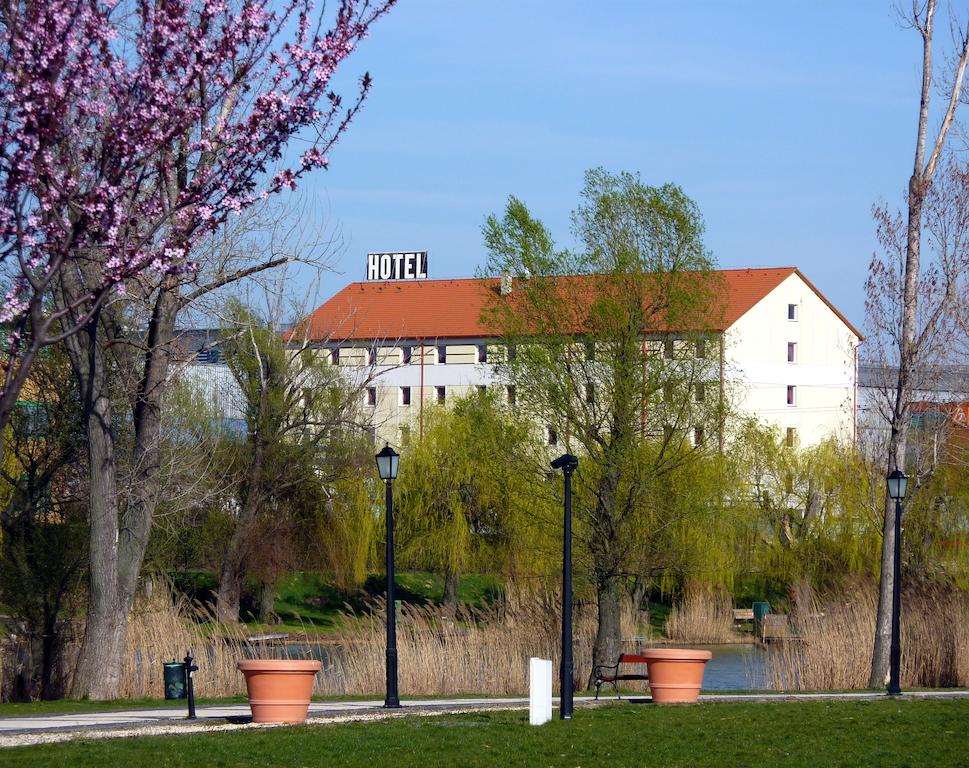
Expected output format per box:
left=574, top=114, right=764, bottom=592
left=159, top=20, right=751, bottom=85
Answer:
left=375, top=443, right=401, bottom=708
left=886, top=468, right=909, bottom=697
left=550, top=452, right=578, bottom=720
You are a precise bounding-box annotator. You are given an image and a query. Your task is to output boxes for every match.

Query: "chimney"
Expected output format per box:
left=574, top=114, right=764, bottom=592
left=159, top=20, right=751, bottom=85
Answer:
left=500, top=272, right=512, bottom=296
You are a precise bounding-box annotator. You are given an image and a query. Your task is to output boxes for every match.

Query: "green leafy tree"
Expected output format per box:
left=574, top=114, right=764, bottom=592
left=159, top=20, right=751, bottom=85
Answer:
left=394, top=391, right=546, bottom=616
left=482, top=168, right=727, bottom=676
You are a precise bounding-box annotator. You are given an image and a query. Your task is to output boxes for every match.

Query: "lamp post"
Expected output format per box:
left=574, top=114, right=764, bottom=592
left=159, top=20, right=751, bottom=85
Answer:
left=886, top=468, right=909, bottom=697
left=551, top=452, right=578, bottom=720
left=375, top=443, right=401, bottom=708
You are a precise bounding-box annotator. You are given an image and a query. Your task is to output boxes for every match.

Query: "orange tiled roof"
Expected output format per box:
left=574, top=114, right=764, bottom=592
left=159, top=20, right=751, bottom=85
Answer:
left=296, top=267, right=861, bottom=343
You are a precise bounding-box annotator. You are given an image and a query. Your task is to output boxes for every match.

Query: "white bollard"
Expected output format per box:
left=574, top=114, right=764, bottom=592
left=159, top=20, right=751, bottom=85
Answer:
left=529, top=657, right=553, bottom=725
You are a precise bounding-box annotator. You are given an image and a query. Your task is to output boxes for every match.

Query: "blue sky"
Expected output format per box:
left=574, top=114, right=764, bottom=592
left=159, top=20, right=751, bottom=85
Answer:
left=295, top=0, right=942, bottom=327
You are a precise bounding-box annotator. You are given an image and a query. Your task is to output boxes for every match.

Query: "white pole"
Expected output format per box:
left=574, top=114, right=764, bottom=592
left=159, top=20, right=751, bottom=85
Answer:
left=529, top=657, right=553, bottom=725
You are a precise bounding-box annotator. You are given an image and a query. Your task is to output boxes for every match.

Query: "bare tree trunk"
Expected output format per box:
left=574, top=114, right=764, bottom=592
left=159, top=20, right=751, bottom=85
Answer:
left=217, top=457, right=266, bottom=623
left=590, top=572, right=623, bottom=687
left=442, top=568, right=459, bottom=618
left=68, top=318, right=128, bottom=699
left=258, top=579, right=277, bottom=625
left=217, top=550, right=245, bottom=623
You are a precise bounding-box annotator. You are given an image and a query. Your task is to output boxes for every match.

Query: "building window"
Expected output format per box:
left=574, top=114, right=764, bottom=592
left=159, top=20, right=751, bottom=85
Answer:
left=478, top=344, right=488, bottom=363
left=695, top=339, right=706, bottom=359
left=437, top=345, right=447, bottom=364
left=367, top=387, right=377, bottom=407
left=787, top=342, right=797, bottom=363
left=788, top=303, right=798, bottom=321
left=401, top=346, right=412, bottom=365
left=786, top=385, right=796, bottom=406
left=368, top=348, right=377, bottom=366
left=695, top=382, right=705, bottom=403
left=400, top=386, right=411, bottom=406
left=786, top=427, right=797, bottom=448
left=506, top=385, right=516, bottom=406
left=664, top=339, right=674, bottom=359
left=547, top=427, right=558, bottom=446
left=330, top=348, right=340, bottom=365
left=694, top=426, right=704, bottom=446
left=436, top=386, right=446, bottom=404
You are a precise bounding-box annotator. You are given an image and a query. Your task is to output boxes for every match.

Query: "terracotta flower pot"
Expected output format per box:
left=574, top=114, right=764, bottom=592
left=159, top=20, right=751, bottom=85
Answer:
left=237, top=659, right=322, bottom=723
left=641, top=648, right=713, bottom=704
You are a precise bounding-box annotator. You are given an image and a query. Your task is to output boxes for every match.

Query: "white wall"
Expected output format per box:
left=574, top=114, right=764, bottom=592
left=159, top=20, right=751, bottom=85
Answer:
left=724, top=273, right=859, bottom=448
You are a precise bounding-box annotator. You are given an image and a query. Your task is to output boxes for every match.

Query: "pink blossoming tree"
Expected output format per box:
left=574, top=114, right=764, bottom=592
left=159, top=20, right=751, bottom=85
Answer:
left=1, top=0, right=394, bottom=698
left=0, top=0, right=391, bottom=430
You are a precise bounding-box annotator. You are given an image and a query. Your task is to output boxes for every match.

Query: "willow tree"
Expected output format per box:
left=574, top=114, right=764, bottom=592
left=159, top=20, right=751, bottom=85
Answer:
left=482, top=168, right=727, bottom=677
left=394, top=391, right=544, bottom=616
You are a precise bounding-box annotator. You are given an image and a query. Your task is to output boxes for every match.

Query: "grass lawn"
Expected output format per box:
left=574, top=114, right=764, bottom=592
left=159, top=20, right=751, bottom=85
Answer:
left=5, top=698, right=968, bottom=767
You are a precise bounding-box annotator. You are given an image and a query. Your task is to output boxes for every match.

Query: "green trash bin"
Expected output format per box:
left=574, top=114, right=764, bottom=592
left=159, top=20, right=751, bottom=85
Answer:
left=752, top=602, right=771, bottom=622
left=163, top=660, right=187, bottom=700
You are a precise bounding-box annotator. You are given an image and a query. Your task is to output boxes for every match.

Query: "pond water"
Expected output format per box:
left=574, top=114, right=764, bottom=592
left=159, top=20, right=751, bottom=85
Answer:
left=269, top=641, right=771, bottom=692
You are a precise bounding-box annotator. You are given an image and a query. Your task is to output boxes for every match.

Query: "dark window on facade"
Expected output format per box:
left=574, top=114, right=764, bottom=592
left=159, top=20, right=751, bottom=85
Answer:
left=401, top=346, right=412, bottom=365
left=786, top=385, right=796, bottom=406
left=508, top=344, right=517, bottom=362
left=369, top=348, right=377, bottom=366
left=787, top=342, right=797, bottom=363
left=478, top=345, right=488, bottom=363
left=477, top=385, right=487, bottom=395
left=788, top=303, right=798, bottom=321
left=401, top=386, right=411, bottom=406
left=694, top=426, right=704, bottom=446
left=330, top=348, right=340, bottom=365
left=664, top=339, right=674, bottom=359
left=786, top=427, right=797, bottom=448
left=437, top=345, right=447, bottom=364
left=367, top=387, right=377, bottom=407
left=547, top=427, right=558, bottom=446
left=695, top=339, right=706, bottom=359
left=436, top=386, right=446, bottom=404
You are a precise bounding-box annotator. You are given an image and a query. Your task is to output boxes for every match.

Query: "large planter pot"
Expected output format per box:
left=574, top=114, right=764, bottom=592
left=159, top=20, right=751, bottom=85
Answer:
left=237, top=659, right=322, bottom=723
left=641, top=648, right=713, bottom=704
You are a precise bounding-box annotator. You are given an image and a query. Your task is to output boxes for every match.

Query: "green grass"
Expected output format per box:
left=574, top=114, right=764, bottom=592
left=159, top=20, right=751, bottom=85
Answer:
left=4, top=699, right=969, bottom=767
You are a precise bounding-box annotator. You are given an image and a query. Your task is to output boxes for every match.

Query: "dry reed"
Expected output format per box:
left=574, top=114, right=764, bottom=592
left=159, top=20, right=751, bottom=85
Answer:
left=42, top=585, right=640, bottom=699
left=765, top=582, right=969, bottom=690
left=664, top=585, right=736, bottom=644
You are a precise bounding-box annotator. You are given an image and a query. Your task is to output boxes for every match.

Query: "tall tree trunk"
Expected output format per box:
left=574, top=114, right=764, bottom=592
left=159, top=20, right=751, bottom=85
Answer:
left=68, top=318, right=128, bottom=699
left=217, top=451, right=266, bottom=623
left=590, top=572, right=623, bottom=687
left=258, top=579, right=277, bottom=625
left=442, top=567, right=459, bottom=618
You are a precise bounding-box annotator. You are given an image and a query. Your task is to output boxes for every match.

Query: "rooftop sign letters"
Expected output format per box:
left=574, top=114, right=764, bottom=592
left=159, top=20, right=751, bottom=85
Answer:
left=367, top=251, right=428, bottom=281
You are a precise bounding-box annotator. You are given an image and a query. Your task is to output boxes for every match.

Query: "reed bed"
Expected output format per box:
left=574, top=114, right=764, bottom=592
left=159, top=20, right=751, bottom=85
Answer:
left=764, top=582, right=969, bottom=690
left=664, top=585, right=736, bottom=644
left=42, top=586, right=629, bottom=699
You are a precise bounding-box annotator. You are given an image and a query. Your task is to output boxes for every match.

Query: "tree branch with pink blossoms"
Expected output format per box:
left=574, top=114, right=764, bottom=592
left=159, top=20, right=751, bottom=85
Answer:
left=0, top=0, right=394, bottom=429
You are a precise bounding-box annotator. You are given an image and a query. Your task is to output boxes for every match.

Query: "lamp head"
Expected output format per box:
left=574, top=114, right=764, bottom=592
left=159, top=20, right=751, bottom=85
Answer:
left=886, top=468, right=909, bottom=501
left=375, top=443, right=400, bottom=481
left=550, top=453, right=579, bottom=473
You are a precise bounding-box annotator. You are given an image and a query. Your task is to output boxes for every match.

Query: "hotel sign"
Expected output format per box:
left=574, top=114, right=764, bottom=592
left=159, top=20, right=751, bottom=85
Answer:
left=367, top=251, right=428, bottom=281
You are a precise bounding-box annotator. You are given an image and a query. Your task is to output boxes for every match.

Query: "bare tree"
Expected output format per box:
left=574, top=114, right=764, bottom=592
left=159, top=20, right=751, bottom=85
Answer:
left=865, top=0, right=969, bottom=688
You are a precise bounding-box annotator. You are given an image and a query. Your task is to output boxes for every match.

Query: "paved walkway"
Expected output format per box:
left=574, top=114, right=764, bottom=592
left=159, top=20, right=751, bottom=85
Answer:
left=2, top=690, right=968, bottom=748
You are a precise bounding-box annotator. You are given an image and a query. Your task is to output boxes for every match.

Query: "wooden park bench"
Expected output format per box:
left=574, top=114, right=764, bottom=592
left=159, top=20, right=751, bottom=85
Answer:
left=593, top=653, right=649, bottom=700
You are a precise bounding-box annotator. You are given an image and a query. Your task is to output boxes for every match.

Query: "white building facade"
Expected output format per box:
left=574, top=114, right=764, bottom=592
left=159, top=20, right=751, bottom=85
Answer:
left=289, top=267, right=863, bottom=449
